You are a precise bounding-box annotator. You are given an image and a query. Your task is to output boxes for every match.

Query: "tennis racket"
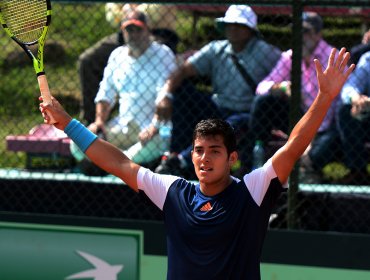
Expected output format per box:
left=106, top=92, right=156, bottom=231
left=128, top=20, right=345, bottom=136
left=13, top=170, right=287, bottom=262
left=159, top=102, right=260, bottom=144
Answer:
left=0, top=0, right=55, bottom=123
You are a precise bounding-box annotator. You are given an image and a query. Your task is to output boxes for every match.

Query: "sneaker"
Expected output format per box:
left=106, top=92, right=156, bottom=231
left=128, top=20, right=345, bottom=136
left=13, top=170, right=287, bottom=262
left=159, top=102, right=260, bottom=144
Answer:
left=155, top=153, right=184, bottom=176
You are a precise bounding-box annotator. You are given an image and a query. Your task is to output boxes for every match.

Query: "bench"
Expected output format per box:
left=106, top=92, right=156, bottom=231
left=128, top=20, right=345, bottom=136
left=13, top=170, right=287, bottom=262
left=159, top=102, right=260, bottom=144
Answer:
left=6, top=124, right=73, bottom=170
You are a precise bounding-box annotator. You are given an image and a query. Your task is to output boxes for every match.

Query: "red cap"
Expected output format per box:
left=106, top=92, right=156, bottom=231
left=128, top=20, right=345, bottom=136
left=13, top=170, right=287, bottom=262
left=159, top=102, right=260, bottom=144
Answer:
left=121, top=11, right=147, bottom=29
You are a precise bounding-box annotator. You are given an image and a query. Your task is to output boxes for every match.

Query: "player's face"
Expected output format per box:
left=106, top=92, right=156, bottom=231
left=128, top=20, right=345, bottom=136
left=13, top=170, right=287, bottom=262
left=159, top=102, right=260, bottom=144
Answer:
left=191, top=135, right=237, bottom=194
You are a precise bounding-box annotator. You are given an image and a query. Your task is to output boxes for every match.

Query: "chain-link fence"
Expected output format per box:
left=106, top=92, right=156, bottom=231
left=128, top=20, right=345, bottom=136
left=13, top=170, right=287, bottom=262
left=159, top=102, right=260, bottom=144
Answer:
left=0, top=1, right=370, bottom=234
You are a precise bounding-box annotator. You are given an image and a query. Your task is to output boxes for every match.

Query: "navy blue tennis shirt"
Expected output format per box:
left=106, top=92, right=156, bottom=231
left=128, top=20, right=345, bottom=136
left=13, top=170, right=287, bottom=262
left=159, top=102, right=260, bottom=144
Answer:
left=138, top=159, right=287, bottom=279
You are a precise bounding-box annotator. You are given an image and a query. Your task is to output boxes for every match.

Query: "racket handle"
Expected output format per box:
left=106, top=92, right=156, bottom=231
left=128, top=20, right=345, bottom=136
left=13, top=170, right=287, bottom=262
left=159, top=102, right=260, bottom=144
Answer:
left=37, top=74, right=56, bottom=124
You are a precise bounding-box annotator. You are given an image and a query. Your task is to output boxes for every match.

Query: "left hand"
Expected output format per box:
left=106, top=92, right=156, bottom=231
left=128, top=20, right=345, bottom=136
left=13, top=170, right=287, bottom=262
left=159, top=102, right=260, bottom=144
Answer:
left=314, top=48, right=355, bottom=101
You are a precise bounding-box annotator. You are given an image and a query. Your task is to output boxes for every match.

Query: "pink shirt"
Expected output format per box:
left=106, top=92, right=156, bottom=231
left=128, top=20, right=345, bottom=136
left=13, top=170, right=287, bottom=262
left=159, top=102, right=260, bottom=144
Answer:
left=256, top=39, right=336, bottom=132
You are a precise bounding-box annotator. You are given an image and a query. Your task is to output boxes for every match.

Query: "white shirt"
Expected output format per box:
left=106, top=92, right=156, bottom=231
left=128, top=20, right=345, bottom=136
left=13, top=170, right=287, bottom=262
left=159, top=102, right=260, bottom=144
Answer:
left=95, top=41, right=177, bottom=130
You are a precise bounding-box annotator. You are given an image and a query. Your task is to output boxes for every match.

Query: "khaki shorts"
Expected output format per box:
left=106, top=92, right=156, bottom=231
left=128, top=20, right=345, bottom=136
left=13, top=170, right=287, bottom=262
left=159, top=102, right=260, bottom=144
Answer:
left=105, top=119, right=141, bottom=149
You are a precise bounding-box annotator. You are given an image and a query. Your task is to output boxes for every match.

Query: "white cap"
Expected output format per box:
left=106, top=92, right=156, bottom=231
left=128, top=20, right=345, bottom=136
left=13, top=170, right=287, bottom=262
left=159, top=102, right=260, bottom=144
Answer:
left=216, top=5, right=258, bottom=31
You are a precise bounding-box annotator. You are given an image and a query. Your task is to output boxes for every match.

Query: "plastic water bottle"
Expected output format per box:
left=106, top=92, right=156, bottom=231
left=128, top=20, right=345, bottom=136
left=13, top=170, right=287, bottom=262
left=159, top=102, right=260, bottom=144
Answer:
left=252, top=140, right=265, bottom=170
left=159, top=121, right=172, bottom=153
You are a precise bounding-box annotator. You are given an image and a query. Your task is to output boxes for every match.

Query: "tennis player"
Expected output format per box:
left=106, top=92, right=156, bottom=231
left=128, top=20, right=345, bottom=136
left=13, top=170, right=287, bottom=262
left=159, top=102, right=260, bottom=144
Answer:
left=40, top=47, right=353, bottom=279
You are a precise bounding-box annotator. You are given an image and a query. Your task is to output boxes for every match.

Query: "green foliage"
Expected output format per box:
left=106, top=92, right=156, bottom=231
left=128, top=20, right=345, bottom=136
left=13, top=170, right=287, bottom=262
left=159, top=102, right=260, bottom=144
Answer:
left=322, top=162, right=350, bottom=181
left=176, top=12, right=363, bottom=53
left=51, top=3, right=116, bottom=55
left=0, top=3, right=112, bottom=118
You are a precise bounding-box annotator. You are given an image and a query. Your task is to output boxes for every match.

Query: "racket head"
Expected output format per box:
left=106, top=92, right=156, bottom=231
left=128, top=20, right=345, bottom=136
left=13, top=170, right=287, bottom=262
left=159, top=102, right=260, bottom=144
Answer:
left=0, top=0, right=51, bottom=73
left=0, top=0, right=51, bottom=44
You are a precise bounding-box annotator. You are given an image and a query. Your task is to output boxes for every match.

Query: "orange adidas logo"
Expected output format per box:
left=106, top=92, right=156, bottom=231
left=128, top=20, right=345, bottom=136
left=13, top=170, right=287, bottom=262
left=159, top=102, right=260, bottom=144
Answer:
left=200, top=202, right=213, bottom=212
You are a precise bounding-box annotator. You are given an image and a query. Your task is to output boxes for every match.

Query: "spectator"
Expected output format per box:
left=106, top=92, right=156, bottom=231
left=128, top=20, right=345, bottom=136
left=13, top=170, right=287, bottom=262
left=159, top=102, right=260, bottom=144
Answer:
left=79, top=3, right=178, bottom=123
left=349, top=29, right=370, bottom=66
left=337, top=50, right=370, bottom=185
left=154, top=5, right=281, bottom=178
left=71, top=10, right=177, bottom=171
left=249, top=12, right=339, bottom=182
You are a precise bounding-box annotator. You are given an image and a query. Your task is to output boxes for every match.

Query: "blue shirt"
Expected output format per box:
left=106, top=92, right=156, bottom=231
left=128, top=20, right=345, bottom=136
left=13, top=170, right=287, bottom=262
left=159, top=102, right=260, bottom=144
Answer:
left=138, top=159, right=286, bottom=279
left=341, top=50, right=370, bottom=104
left=188, top=37, right=281, bottom=112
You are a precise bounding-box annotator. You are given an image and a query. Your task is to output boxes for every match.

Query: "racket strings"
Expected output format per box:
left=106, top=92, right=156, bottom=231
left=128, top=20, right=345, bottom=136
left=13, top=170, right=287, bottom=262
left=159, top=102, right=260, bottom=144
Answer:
left=1, top=0, right=47, bottom=43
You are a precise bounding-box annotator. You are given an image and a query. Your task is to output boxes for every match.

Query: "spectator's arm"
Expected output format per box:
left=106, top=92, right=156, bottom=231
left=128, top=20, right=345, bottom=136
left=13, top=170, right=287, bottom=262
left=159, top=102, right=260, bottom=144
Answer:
left=256, top=50, right=291, bottom=95
left=158, top=60, right=197, bottom=100
left=88, top=101, right=111, bottom=134
left=155, top=61, right=197, bottom=121
left=89, top=48, right=120, bottom=132
left=341, top=51, right=370, bottom=104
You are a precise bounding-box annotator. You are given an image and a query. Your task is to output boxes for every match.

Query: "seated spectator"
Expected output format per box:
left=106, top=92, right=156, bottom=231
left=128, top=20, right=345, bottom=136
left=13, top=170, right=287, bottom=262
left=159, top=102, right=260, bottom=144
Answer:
left=79, top=3, right=178, bottom=123
left=154, top=5, right=281, bottom=178
left=78, top=33, right=123, bottom=124
left=249, top=12, right=340, bottom=183
left=337, top=50, right=370, bottom=185
left=71, top=10, right=177, bottom=173
left=349, top=29, right=370, bottom=66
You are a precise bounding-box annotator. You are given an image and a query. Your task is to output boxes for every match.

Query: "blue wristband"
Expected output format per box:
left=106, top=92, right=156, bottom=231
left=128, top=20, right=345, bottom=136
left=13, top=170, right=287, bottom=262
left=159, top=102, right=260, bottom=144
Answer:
left=64, top=119, right=98, bottom=153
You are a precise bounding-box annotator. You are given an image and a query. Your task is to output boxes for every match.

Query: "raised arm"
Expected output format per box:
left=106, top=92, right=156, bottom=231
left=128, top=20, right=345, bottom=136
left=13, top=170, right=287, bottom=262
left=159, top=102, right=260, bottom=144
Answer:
left=272, top=48, right=355, bottom=184
left=40, top=98, right=141, bottom=192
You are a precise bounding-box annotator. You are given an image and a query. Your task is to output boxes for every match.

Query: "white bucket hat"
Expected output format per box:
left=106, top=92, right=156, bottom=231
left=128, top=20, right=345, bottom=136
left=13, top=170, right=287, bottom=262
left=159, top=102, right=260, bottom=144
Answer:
left=216, top=5, right=258, bottom=32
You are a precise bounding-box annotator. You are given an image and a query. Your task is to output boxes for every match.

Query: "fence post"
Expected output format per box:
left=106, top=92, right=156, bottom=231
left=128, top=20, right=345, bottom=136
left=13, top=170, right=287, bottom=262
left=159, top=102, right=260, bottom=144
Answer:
left=287, top=0, right=303, bottom=229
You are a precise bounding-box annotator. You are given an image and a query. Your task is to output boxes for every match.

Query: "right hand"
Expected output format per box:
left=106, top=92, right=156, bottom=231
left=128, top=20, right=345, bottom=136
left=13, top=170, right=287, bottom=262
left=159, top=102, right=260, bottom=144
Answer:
left=39, top=96, right=72, bottom=131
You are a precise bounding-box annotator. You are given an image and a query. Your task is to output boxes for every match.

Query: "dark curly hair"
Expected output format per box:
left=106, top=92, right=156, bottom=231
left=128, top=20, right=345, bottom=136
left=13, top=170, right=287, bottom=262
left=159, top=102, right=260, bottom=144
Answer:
left=192, top=119, right=237, bottom=155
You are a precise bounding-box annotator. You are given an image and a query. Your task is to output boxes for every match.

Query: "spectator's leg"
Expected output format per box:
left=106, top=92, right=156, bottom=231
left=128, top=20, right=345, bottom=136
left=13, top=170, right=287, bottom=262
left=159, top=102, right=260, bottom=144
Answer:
left=70, top=117, right=136, bottom=176
left=247, top=94, right=289, bottom=171
left=78, top=32, right=122, bottom=123
left=125, top=134, right=163, bottom=165
left=171, top=80, right=221, bottom=153
left=337, top=104, right=368, bottom=172
left=224, top=112, right=252, bottom=172
left=308, top=125, right=341, bottom=170
left=249, top=94, right=289, bottom=144
left=105, top=118, right=140, bottom=149
left=156, top=85, right=221, bottom=178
